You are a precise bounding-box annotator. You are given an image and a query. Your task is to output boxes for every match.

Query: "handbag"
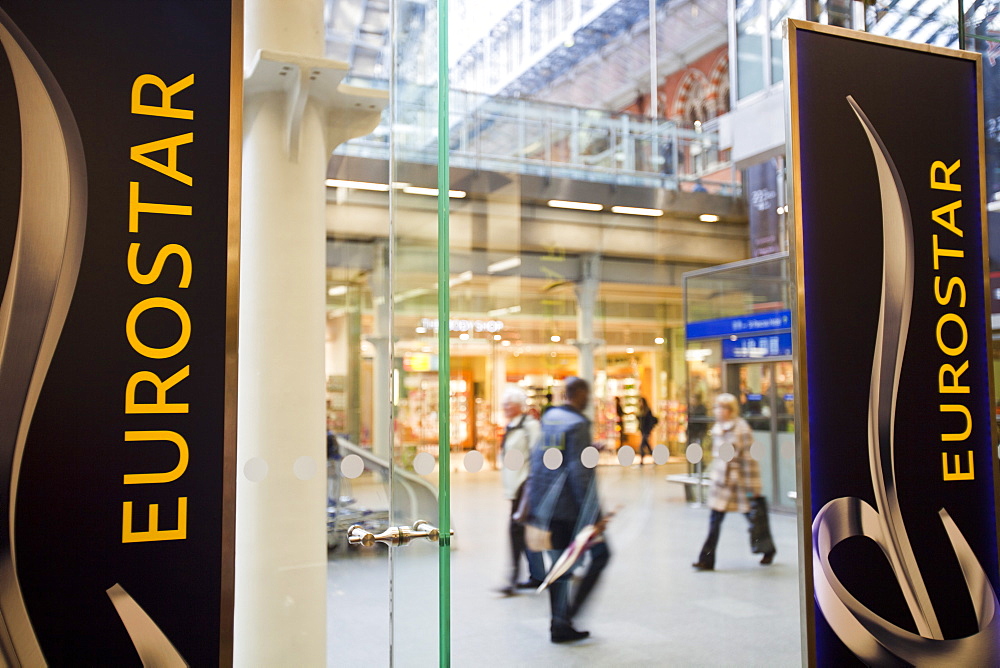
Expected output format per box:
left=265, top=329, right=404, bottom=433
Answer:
left=524, top=524, right=553, bottom=551
left=748, top=495, right=776, bottom=555
left=522, top=468, right=567, bottom=552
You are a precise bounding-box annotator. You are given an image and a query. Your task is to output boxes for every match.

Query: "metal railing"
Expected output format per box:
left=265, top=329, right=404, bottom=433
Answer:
left=337, top=78, right=739, bottom=195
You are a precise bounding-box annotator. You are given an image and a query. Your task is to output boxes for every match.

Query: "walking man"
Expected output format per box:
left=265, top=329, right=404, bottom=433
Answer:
left=526, top=377, right=611, bottom=643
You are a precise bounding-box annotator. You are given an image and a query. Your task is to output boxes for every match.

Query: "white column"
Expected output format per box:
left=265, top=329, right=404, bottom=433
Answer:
left=574, top=253, right=602, bottom=418
left=236, top=0, right=385, bottom=664
left=244, top=0, right=324, bottom=70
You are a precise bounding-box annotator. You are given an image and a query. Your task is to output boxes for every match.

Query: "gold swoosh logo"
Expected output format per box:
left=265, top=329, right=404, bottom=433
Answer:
left=107, top=585, right=187, bottom=667
left=0, top=7, right=87, bottom=665
left=810, top=96, right=1000, bottom=664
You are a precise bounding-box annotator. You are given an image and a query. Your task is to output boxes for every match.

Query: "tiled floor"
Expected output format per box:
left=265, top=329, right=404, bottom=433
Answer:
left=328, top=462, right=804, bottom=667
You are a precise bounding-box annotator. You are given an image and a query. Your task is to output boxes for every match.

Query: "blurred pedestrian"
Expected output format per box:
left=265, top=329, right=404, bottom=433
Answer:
left=526, top=377, right=610, bottom=643
left=637, top=396, right=658, bottom=465
left=691, top=392, right=775, bottom=570
left=497, top=386, right=544, bottom=595
left=614, top=396, right=625, bottom=450
left=686, top=392, right=708, bottom=449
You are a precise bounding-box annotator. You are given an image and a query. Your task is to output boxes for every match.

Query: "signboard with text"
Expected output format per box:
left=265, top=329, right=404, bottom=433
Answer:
left=0, top=2, right=239, bottom=664
left=788, top=20, right=1000, bottom=666
left=685, top=309, right=791, bottom=340
left=721, top=332, right=793, bottom=360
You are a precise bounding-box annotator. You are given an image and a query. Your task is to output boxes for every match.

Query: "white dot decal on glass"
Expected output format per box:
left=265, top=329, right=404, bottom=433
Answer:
left=618, top=445, right=636, bottom=467
left=652, top=444, right=669, bottom=465
left=750, top=441, right=766, bottom=461
left=413, top=452, right=436, bottom=476
left=293, top=456, right=317, bottom=481
left=780, top=441, right=795, bottom=461
left=581, top=446, right=600, bottom=469
left=341, top=454, right=365, bottom=479
left=464, top=450, right=484, bottom=473
left=244, top=457, right=268, bottom=482
left=543, top=448, right=563, bottom=470
left=686, top=444, right=703, bottom=464
left=718, top=442, right=735, bottom=462
left=504, top=448, right=525, bottom=471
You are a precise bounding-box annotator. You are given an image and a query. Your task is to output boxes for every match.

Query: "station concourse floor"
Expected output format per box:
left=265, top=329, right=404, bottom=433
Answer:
left=327, top=461, right=804, bottom=667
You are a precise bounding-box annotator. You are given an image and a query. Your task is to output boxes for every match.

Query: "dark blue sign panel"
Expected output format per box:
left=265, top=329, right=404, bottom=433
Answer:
left=0, top=2, right=238, bottom=665
left=748, top=158, right=782, bottom=257
left=686, top=309, right=791, bottom=340
left=722, top=332, right=793, bottom=360
left=789, top=21, right=1000, bottom=665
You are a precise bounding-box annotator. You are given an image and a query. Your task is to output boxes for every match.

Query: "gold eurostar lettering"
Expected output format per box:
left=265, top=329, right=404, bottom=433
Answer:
left=122, top=73, right=195, bottom=543
left=930, top=159, right=974, bottom=482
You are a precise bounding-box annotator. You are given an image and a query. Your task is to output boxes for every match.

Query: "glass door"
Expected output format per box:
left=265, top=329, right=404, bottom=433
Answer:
left=724, top=360, right=797, bottom=511
left=772, top=360, right=797, bottom=510
left=327, top=0, right=450, bottom=664
left=727, top=361, right=777, bottom=503
left=386, top=0, right=451, bottom=662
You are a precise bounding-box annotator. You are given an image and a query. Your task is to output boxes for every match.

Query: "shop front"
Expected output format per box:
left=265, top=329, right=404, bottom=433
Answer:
left=325, top=302, right=682, bottom=464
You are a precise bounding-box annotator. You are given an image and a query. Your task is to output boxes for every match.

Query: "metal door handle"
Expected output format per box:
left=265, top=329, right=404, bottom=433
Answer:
left=347, top=520, right=453, bottom=547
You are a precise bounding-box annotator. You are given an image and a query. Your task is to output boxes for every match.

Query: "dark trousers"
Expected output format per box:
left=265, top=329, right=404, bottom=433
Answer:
left=698, top=509, right=751, bottom=568
left=509, top=491, right=544, bottom=585
left=639, top=433, right=652, bottom=461
left=547, top=521, right=611, bottom=629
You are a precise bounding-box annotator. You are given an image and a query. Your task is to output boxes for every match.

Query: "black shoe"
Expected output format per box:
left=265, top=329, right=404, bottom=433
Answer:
left=691, top=561, right=714, bottom=571
left=516, top=579, right=543, bottom=589
left=551, top=626, right=590, bottom=643
left=496, top=585, right=515, bottom=596
left=760, top=551, right=775, bottom=565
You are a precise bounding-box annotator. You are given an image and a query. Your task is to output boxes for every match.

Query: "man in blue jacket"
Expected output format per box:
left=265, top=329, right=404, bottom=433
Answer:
left=526, top=377, right=611, bottom=643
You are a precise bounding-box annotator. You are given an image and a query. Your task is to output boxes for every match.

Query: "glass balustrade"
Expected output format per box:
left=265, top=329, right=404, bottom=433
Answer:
left=337, top=77, right=738, bottom=195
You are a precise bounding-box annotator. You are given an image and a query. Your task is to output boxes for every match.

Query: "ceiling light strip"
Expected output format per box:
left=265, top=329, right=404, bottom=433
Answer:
left=611, top=205, right=663, bottom=217
left=547, top=199, right=603, bottom=211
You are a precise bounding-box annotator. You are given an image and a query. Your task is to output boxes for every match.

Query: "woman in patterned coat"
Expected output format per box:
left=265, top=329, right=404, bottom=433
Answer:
left=691, top=392, right=775, bottom=570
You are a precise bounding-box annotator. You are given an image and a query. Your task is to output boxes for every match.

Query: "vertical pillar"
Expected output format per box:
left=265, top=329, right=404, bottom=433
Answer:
left=347, top=283, right=363, bottom=445
left=368, top=241, right=392, bottom=461
left=492, top=339, right=508, bottom=465
left=573, top=253, right=601, bottom=418
left=237, top=0, right=385, bottom=664
left=237, top=3, right=326, bottom=664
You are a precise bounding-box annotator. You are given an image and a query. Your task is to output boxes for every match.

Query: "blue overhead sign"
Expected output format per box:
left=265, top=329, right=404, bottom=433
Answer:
left=722, top=332, right=793, bottom=360
left=685, top=309, right=791, bottom=340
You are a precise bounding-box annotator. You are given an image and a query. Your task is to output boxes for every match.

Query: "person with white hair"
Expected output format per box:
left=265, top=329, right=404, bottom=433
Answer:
left=498, top=385, right=543, bottom=595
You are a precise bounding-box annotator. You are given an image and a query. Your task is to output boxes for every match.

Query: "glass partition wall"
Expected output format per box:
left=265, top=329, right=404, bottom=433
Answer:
left=323, top=0, right=803, bottom=664
left=683, top=253, right=796, bottom=512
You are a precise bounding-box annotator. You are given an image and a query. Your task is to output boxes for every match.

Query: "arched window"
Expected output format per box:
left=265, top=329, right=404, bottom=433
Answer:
left=708, top=52, right=731, bottom=117
left=671, top=69, right=712, bottom=125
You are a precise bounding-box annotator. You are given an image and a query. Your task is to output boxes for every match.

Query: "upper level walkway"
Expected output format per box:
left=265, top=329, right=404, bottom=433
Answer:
left=335, top=79, right=739, bottom=198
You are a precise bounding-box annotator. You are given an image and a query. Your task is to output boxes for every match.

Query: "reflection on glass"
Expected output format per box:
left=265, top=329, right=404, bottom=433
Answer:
left=737, top=0, right=766, bottom=99
left=770, top=0, right=802, bottom=84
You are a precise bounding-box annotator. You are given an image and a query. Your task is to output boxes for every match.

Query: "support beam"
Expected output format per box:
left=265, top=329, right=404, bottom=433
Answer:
left=573, top=252, right=604, bottom=417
